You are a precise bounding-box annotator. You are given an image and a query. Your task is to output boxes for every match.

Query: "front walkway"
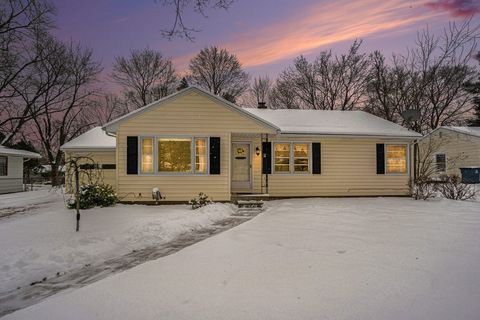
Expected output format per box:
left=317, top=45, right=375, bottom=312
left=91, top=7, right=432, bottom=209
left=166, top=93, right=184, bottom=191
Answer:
left=0, top=211, right=258, bottom=317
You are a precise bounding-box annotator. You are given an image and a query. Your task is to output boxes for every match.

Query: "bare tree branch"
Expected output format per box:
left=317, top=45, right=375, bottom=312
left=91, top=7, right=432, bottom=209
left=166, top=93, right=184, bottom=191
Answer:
left=112, top=48, right=177, bottom=109
left=188, top=46, right=249, bottom=102
left=156, top=0, right=233, bottom=41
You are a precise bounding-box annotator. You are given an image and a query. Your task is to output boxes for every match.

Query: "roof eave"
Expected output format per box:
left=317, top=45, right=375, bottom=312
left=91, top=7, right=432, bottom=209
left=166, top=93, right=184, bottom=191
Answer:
left=421, top=126, right=480, bottom=141
left=60, top=146, right=116, bottom=151
left=0, top=151, right=42, bottom=158
left=278, top=131, right=421, bottom=139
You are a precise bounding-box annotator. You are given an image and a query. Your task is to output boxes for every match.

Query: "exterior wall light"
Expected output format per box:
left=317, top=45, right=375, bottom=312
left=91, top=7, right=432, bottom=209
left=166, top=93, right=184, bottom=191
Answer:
left=255, top=146, right=261, bottom=156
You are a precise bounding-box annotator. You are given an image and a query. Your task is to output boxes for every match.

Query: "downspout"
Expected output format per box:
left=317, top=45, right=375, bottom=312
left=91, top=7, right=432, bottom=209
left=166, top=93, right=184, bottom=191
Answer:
left=413, top=139, right=418, bottom=182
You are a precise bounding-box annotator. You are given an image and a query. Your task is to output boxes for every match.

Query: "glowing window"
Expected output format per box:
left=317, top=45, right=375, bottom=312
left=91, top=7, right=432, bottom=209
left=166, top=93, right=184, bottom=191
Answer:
left=386, top=145, right=407, bottom=174
left=274, top=143, right=290, bottom=172
left=158, top=138, right=192, bottom=172
left=293, top=143, right=309, bottom=173
left=195, top=138, right=207, bottom=173
left=141, top=138, right=154, bottom=173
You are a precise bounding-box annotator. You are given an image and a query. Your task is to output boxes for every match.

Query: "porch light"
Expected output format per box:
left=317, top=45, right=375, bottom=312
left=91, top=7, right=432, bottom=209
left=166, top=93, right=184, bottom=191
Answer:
left=255, top=146, right=261, bottom=156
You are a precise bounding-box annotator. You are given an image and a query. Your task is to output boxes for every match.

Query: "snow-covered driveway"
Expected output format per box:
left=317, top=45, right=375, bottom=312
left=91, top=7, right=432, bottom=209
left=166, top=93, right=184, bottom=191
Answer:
left=5, top=197, right=480, bottom=320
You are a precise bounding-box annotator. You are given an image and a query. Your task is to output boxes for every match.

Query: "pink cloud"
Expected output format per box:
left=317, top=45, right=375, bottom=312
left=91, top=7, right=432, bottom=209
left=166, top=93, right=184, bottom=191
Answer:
left=425, top=0, right=480, bottom=17
left=174, top=0, right=442, bottom=71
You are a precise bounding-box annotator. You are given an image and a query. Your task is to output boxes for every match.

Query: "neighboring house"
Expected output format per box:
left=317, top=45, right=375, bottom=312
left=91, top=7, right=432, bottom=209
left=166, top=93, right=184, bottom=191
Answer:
left=421, top=126, right=480, bottom=177
left=61, top=127, right=116, bottom=189
left=0, top=145, right=41, bottom=194
left=61, top=87, right=421, bottom=202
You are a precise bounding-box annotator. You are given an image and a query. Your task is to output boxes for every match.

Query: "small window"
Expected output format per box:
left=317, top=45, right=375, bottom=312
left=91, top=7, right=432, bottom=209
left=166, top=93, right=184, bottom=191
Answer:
left=0, top=156, right=7, bottom=176
left=195, top=138, right=207, bottom=173
left=274, top=143, right=290, bottom=172
left=102, top=164, right=116, bottom=170
left=386, top=145, right=407, bottom=174
left=436, top=154, right=446, bottom=173
left=293, top=143, right=309, bottom=173
left=158, top=138, right=192, bottom=172
left=141, top=138, right=154, bottom=173
left=79, top=163, right=98, bottom=170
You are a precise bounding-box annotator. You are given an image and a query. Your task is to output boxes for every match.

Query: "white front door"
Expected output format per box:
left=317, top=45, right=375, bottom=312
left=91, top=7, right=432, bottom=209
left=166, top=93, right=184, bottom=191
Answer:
left=231, top=143, right=251, bottom=191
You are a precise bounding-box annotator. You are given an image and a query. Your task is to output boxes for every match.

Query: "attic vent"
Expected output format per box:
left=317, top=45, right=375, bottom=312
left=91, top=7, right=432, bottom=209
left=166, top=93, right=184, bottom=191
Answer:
left=258, top=102, right=267, bottom=109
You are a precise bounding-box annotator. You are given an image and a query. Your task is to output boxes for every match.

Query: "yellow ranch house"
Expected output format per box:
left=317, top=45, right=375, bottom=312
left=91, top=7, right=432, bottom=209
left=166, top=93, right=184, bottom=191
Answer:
left=61, top=87, right=422, bottom=202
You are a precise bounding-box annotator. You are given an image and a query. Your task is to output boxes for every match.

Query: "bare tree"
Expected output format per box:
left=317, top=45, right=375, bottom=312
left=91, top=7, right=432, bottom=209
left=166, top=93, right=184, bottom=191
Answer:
left=367, top=20, right=479, bottom=134
left=112, top=48, right=177, bottom=109
left=465, top=52, right=480, bottom=126
left=365, top=52, right=424, bottom=127
left=270, top=77, right=299, bottom=109
left=157, top=0, right=233, bottom=41
left=273, top=40, right=369, bottom=110
left=0, top=0, right=55, bottom=143
left=188, top=46, right=249, bottom=102
left=240, top=75, right=272, bottom=107
left=278, top=55, right=319, bottom=109
left=89, top=93, right=130, bottom=125
left=316, top=40, right=369, bottom=110
left=24, top=35, right=101, bottom=186
left=251, top=75, right=271, bottom=104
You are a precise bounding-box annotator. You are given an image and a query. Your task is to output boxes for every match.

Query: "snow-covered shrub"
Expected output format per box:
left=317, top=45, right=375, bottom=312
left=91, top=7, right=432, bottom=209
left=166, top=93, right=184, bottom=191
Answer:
left=409, top=177, right=437, bottom=200
left=438, top=174, right=476, bottom=201
left=68, top=184, right=117, bottom=209
left=189, top=192, right=212, bottom=210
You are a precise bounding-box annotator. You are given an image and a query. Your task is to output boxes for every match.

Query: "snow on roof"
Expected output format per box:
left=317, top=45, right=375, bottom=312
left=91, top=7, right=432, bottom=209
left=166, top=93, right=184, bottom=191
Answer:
left=60, top=127, right=116, bottom=150
left=0, top=145, right=41, bottom=158
left=244, top=109, right=422, bottom=138
left=439, top=126, right=480, bottom=138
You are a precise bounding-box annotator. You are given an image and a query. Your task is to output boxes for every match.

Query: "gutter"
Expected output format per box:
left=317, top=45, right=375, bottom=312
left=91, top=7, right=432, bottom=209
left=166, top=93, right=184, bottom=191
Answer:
left=277, top=132, right=422, bottom=139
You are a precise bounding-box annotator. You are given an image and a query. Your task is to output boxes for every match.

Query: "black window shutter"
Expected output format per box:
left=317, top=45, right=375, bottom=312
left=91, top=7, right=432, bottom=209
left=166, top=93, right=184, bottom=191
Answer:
left=209, top=137, right=221, bottom=174
left=127, top=136, right=138, bottom=174
left=262, top=142, right=272, bottom=174
left=312, top=143, right=321, bottom=174
left=376, top=143, right=385, bottom=174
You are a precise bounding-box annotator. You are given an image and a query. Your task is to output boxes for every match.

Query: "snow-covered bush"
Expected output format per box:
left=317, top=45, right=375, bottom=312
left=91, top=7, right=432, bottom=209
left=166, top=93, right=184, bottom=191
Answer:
left=189, top=192, right=212, bottom=210
left=438, top=174, right=476, bottom=201
left=409, top=177, right=437, bottom=200
left=68, top=184, right=117, bottom=209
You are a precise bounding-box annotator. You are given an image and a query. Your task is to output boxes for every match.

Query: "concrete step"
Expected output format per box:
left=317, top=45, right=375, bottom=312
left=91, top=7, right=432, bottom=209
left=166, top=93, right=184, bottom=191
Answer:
left=232, top=193, right=270, bottom=203
left=237, top=200, right=264, bottom=208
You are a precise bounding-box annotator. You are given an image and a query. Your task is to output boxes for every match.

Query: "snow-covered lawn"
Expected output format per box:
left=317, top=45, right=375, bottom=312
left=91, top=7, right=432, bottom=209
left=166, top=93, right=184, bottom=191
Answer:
left=4, top=196, right=480, bottom=320
left=0, top=189, right=235, bottom=295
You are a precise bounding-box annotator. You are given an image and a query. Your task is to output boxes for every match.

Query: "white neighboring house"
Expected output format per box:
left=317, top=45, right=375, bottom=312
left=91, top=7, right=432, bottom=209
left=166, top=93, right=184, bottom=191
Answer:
left=0, top=145, right=41, bottom=194
left=421, top=126, right=480, bottom=180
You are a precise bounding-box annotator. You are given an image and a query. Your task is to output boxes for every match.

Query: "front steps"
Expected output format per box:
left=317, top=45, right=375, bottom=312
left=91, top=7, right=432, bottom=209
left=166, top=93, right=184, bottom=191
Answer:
left=232, top=194, right=269, bottom=216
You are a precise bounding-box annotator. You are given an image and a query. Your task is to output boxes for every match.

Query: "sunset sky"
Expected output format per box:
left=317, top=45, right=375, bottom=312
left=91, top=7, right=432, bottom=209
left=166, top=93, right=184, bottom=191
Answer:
left=51, top=0, right=480, bottom=89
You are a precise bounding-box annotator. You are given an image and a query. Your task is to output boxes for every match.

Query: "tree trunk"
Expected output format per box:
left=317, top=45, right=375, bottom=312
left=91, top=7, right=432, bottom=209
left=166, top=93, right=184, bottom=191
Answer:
left=50, top=164, right=59, bottom=186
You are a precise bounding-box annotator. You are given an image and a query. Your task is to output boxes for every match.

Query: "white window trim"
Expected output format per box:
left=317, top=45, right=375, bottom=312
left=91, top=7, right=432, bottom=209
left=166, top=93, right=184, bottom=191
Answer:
left=384, top=143, right=409, bottom=176
left=138, top=135, right=210, bottom=176
left=272, top=142, right=311, bottom=174
left=435, top=152, right=447, bottom=174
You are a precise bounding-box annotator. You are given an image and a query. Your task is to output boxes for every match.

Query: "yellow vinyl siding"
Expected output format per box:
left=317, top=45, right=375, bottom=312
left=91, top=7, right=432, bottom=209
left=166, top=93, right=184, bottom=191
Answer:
left=232, top=134, right=412, bottom=197
left=422, top=129, right=480, bottom=176
left=116, top=90, right=275, bottom=202
left=64, top=151, right=116, bottom=192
